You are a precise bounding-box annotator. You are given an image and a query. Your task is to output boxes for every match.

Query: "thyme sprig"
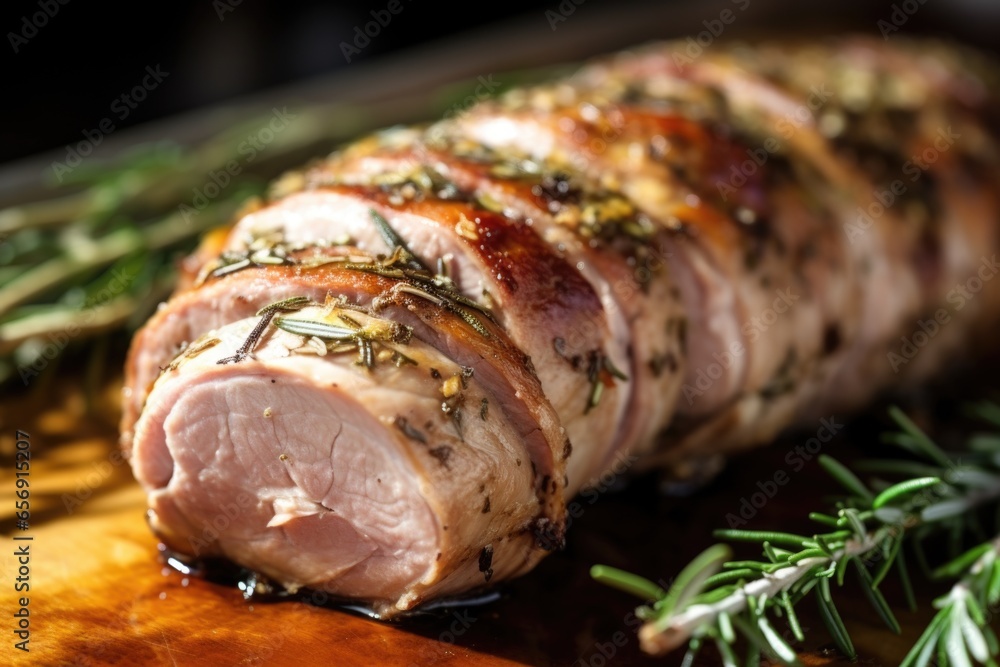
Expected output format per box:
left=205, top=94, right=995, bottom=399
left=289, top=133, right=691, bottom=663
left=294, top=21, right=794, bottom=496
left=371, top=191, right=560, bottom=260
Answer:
left=593, top=404, right=1000, bottom=665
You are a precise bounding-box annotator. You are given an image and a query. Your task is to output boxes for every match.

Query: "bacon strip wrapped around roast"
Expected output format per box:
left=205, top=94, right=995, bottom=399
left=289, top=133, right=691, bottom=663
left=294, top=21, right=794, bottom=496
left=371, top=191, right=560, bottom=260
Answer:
left=122, top=36, right=1000, bottom=615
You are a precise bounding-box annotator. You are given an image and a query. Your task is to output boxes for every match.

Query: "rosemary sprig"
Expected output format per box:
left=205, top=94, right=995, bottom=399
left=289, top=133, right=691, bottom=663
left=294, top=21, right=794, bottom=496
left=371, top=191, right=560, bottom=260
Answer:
left=0, top=196, right=241, bottom=318
left=0, top=62, right=576, bottom=389
left=901, top=537, right=1000, bottom=667
left=0, top=60, right=560, bottom=388
left=0, top=89, right=454, bottom=384
left=593, top=405, right=1000, bottom=665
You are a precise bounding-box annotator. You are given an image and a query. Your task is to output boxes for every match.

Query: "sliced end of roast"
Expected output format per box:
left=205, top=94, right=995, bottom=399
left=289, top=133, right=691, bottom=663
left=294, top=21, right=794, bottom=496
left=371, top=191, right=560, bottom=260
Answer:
left=130, top=308, right=553, bottom=613
left=136, top=361, right=440, bottom=605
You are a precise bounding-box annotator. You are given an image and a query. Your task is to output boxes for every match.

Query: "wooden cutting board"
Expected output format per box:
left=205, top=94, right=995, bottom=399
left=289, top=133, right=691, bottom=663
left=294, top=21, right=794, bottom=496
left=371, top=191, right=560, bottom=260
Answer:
left=0, top=374, right=958, bottom=666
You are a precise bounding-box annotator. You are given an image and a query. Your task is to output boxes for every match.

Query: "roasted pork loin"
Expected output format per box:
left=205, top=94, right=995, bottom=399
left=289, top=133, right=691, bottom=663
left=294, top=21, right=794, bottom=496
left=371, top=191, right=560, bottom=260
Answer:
left=122, top=37, right=1000, bottom=614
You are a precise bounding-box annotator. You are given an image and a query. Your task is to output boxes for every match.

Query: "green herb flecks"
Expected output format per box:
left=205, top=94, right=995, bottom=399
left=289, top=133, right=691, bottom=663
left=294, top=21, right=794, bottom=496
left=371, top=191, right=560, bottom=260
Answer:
left=593, top=404, right=1000, bottom=665
left=585, top=350, right=629, bottom=414
left=216, top=296, right=313, bottom=365
left=329, top=210, right=496, bottom=338
left=370, top=209, right=428, bottom=272
left=275, top=307, right=413, bottom=370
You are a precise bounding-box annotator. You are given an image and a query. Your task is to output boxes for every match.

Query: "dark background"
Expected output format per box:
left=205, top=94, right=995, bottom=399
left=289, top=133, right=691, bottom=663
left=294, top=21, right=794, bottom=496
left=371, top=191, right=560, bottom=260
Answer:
left=3, top=0, right=1000, bottom=166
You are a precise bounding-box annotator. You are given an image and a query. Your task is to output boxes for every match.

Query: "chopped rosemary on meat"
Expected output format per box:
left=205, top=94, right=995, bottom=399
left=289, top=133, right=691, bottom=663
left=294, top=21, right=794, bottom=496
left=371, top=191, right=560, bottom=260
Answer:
left=162, top=336, right=222, bottom=373
left=393, top=416, right=427, bottom=444
left=585, top=350, right=629, bottom=414
left=441, top=394, right=466, bottom=441
left=426, top=135, right=664, bottom=265
left=198, top=229, right=351, bottom=285
left=593, top=404, right=1000, bottom=665
left=554, top=336, right=632, bottom=412
left=390, top=350, right=419, bottom=367
left=314, top=158, right=462, bottom=205
left=274, top=306, right=413, bottom=370
left=209, top=247, right=292, bottom=277
left=316, top=209, right=497, bottom=338
left=217, top=296, right=313, bottom=365
left=370, top=210, right=428, bottom=272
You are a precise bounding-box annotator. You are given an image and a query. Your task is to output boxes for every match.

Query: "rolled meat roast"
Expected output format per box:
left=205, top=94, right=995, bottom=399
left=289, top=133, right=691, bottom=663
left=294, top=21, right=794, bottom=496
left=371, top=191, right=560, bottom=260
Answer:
left=122, top=36, right=1000, bottom=615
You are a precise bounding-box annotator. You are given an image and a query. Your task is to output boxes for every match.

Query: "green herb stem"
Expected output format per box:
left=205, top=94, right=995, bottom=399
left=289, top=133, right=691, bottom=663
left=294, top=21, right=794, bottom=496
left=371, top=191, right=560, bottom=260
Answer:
left=637, top=530, right=883, bottom=655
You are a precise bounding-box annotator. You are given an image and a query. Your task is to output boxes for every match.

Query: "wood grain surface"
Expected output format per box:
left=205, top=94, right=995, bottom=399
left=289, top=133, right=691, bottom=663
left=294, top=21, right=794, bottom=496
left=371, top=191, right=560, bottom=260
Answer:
left=1, top=371, right=972, bottom=666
